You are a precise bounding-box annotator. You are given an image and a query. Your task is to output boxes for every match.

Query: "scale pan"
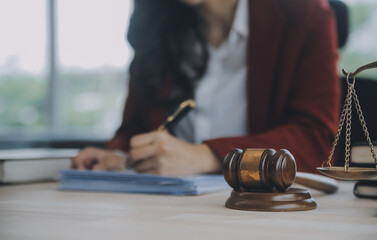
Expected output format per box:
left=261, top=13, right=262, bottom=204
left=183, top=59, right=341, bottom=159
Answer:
left=317, top=167, right=377, bottom=180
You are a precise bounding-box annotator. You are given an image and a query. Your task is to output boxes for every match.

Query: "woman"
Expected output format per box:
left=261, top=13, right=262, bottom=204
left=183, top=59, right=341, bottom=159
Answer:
left=73, top=0, right=340, bottom=176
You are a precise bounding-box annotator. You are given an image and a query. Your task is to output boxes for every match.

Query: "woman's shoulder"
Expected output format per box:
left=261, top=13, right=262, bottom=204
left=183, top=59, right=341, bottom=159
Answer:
left=277, top=0, right=333, bottom=22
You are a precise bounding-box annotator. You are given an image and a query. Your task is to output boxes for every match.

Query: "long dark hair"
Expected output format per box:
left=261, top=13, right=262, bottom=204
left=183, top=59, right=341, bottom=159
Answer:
left=127, top=0, right=209, bottom=107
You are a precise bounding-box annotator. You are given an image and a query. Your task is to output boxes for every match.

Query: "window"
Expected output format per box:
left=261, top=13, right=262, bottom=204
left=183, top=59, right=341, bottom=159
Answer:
left=340, top=0, right=377, bottom=79
left=0, top=0, right=48, bottom=136
left=56, top=0, right=131, bottom=138
left=0, top=0, right=375, bottom=144
left=0, top=0, right=131, bottom=141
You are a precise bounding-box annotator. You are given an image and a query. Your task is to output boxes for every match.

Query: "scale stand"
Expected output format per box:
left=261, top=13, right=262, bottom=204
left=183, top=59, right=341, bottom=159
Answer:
left=317, top=61, right=377, bottom=180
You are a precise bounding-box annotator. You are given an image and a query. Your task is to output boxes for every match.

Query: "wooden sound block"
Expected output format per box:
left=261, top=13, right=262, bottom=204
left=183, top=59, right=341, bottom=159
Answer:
left=225, top=188, right=317, bottom=212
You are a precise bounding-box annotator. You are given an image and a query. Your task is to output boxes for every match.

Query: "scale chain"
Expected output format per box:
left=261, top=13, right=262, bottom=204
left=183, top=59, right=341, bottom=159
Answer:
left=352, top=87, right=377, bottom=169
left=324, top=76, right=353, bottom=170
left=325, top=89, right=349, bottom=167
left=344, top=79, right=353, bottom=172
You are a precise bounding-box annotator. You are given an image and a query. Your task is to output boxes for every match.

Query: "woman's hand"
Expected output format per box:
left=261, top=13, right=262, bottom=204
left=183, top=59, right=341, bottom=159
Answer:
left=71, top=147, right=127, bottom=171
left=128, top=131, right=221, bottom=176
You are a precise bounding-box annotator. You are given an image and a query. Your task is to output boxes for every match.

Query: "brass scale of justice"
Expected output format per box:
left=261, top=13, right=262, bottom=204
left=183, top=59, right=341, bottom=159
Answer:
left=317, top=61, right=377, bottom=180
left=221, top=61, right=377, bottom=212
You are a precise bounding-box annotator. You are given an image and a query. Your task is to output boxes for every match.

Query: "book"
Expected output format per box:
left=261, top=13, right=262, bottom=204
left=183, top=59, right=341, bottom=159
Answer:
left=0, top=148, right=79, bottom=183
left=351, top=142, right=377, bottom=165
left=353, top=178, right=377, bottom=199
left=59, top=170, right=230, bottom=195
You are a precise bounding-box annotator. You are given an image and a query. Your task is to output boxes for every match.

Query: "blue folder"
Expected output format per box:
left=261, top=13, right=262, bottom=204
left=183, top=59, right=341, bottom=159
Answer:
left=59, top=170, right=230, bottom=195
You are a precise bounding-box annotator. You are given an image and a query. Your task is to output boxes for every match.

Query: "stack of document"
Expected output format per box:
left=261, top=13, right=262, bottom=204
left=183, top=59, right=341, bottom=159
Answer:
left=60, top=170, right=230, bottom=195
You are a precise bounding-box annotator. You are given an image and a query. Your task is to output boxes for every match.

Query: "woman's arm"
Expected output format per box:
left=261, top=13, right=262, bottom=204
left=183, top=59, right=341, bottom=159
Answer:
left=204, top=1, right=340, bottom=173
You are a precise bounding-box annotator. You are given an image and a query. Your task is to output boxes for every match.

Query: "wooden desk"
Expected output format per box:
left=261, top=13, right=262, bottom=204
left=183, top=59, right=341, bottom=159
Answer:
left=0, top=181, right=376, bottom=240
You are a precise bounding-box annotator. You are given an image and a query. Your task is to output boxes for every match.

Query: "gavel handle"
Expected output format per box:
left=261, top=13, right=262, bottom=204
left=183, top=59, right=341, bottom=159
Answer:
left=295, top=172, right=338, bottom=194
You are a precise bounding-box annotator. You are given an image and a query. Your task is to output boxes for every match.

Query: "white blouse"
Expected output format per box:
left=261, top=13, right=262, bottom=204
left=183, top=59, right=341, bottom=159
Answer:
left=174, top=0, right=249, bottom=144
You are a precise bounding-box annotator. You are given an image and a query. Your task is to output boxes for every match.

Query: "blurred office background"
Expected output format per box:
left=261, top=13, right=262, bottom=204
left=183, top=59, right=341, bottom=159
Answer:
left=0, top=0, right=376, bottom=149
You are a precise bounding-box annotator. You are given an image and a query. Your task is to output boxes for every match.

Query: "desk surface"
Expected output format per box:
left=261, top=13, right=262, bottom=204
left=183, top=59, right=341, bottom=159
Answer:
left=0, top=181, right=376, bottom=240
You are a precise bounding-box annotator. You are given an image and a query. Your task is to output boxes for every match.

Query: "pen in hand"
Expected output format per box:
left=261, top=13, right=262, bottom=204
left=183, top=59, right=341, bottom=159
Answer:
left=158, top=99, right=196, bottom=132
left=126, top=99, right=196, bottom=173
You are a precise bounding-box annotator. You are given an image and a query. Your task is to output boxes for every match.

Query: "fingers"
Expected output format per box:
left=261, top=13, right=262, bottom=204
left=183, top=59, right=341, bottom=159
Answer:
left=128, top=131, right=162, bottom=166
left=92, top=161, right=107, bottom=171
left=72, top=147, right=101, bottom=170
left=130, top=132, right=155, bottom=148
left=128, top=131, right=175, bottom=175
left=129, top=131, right=171, bottom=162
left=130, top=131, right=166, bottom=148
left=132, top=158, right=156, bottom=173
left=70, top=157, right=78, bottom=169
left=72, top=147, right=127, bottom=171
left=105, top=154, right=128, bottom=171
left=128, top=144, right=157, bottom=165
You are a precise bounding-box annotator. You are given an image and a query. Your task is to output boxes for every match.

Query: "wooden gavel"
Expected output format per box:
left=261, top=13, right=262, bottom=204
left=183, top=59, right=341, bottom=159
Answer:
left=223, top=148, right=338, bottom=194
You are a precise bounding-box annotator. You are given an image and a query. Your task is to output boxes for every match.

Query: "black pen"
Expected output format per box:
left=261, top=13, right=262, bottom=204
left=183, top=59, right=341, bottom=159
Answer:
left=158, top=99, right=196, bottom=132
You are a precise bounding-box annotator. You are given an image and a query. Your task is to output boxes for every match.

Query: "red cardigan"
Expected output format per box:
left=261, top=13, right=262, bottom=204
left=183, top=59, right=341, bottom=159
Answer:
left=107, top=0, right=340, bottom=173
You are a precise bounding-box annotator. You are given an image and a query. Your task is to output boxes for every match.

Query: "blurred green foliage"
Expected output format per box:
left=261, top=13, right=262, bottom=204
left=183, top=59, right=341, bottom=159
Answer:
left=0, top=68, right=125, bottom=136
left=59, top=70, right=126, bottom=129
left=339, top=1, right=377, bottom=79
left=348, top=3, right=373, bottom=30
left=0, top=74, right=46, bottom=128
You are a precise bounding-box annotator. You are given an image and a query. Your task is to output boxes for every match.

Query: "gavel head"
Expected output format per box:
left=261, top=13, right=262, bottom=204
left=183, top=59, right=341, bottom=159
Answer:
left=223, top=148, right=296, bottom=192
